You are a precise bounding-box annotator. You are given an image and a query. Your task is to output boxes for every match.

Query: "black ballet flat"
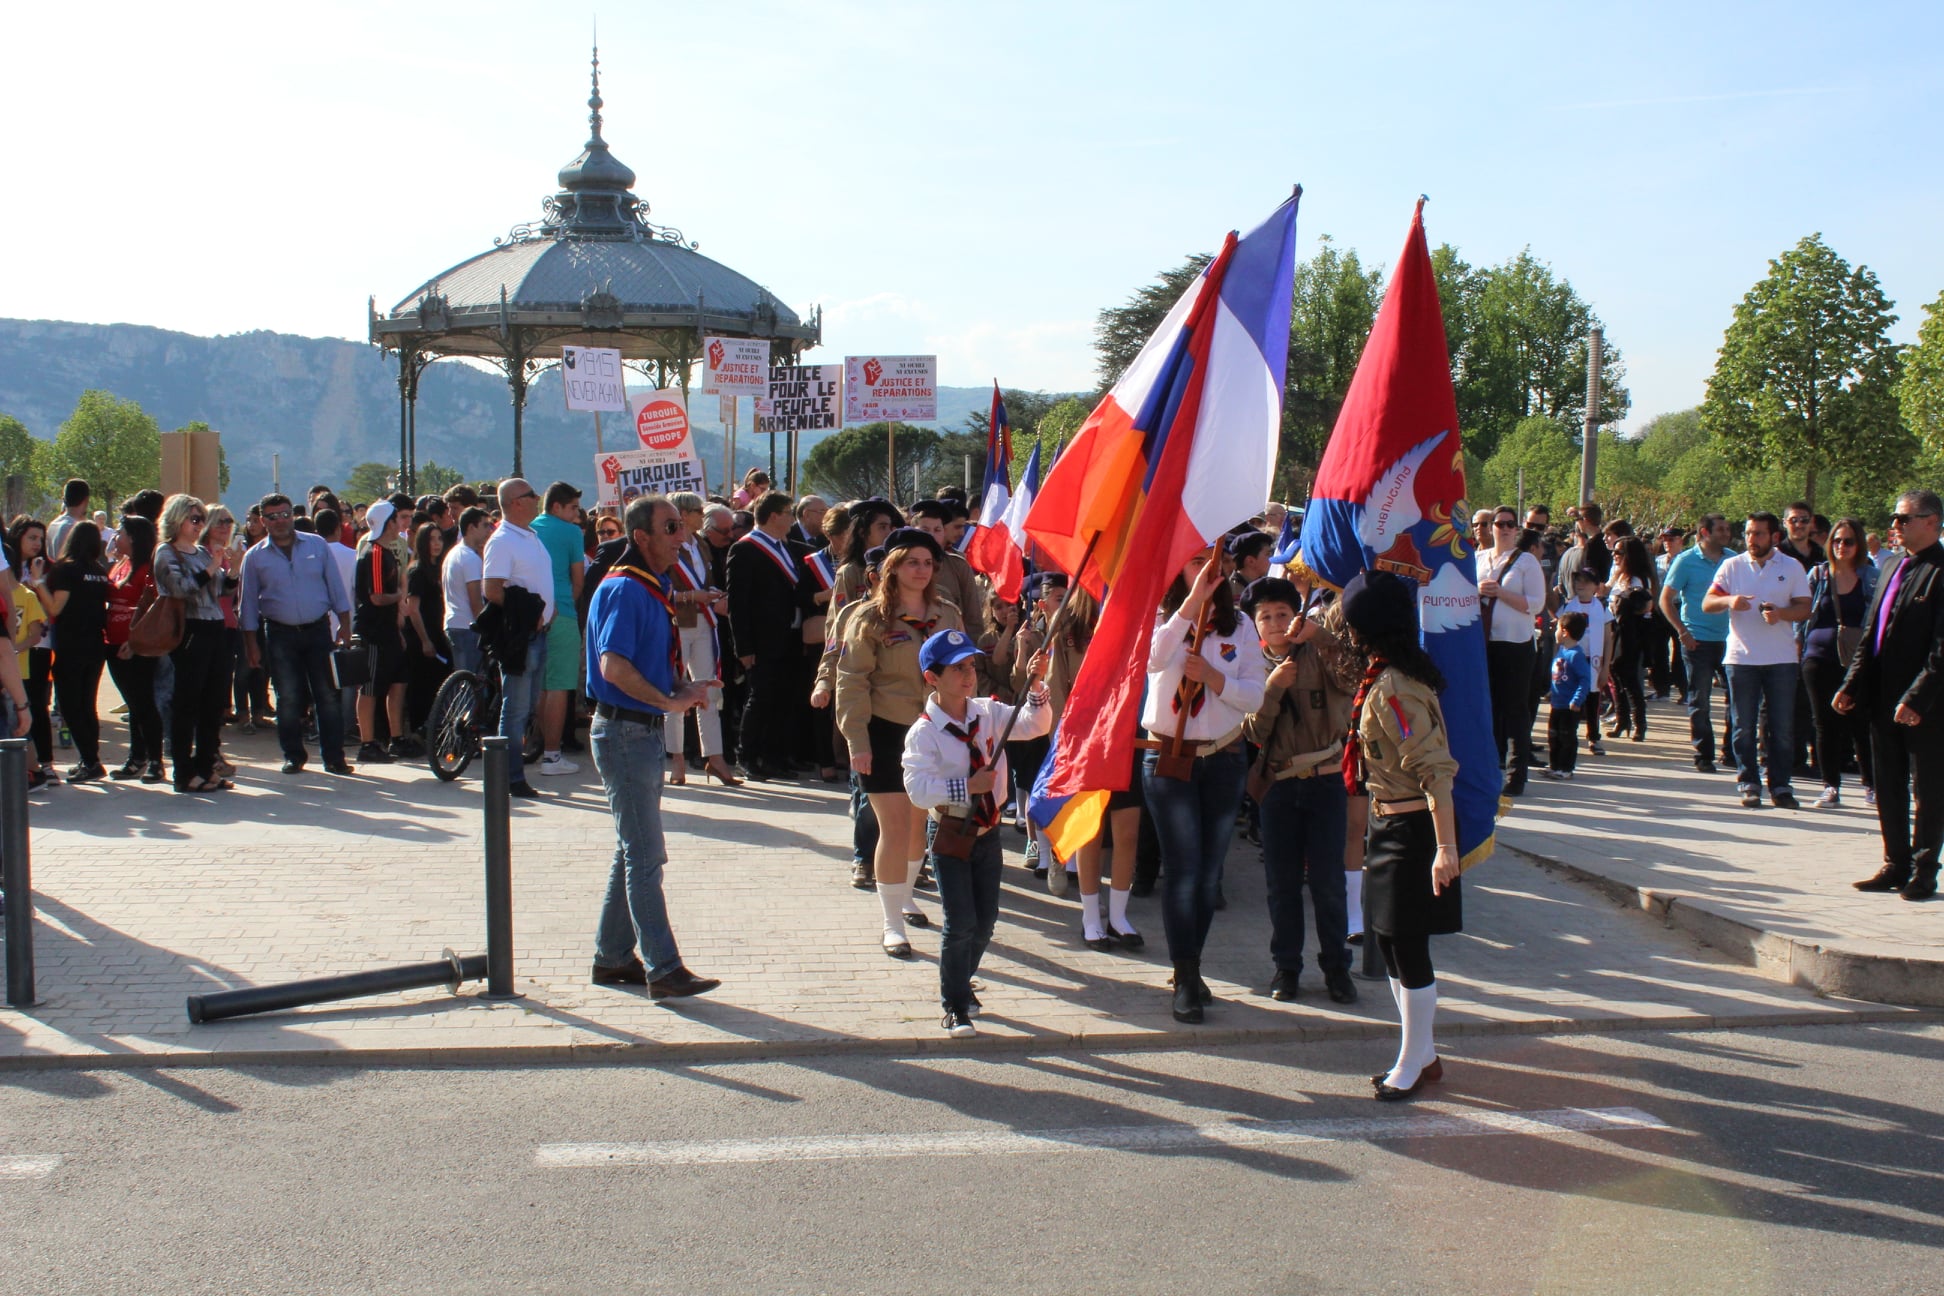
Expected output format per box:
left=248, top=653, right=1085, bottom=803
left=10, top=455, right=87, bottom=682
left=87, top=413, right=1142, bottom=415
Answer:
left=883, top=940, right=913, bottom=959
left=1107, top=922, right=1144, bottom=951
left=903, top=909, right=931, bottom=929
left=1084, top=934, right=1115, bottom=953
left=1371, top=1057, right=1444, bottom=1090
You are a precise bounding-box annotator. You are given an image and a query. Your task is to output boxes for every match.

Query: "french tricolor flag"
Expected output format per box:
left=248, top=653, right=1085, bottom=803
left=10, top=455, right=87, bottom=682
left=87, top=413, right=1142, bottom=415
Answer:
left=1024, top=191, right=1299, bottom=859
left=969, top=440, right=1041, bottom=605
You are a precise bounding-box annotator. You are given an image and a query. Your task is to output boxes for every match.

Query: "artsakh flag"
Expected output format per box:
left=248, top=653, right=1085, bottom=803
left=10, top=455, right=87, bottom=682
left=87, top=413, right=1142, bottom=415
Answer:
left=964, top=383, right=1016, bottom=572
left=1294, top=199, right=1501, bottom=866
left=1024, top=191, right=1300, bottom=861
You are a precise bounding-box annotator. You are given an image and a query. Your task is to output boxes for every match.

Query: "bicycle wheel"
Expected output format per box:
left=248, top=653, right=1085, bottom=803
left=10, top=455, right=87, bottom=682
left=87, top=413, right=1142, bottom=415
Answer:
left=427, top=670, right=484, bottom=781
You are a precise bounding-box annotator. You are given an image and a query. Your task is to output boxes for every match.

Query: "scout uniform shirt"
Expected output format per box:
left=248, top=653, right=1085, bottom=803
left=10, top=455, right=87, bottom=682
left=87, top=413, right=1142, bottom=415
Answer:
left=834, top=598, right=965, bottom=759
left=1246, top=605, right=1361, bottom=777
left=1357, top=668, right=1459, bottom=814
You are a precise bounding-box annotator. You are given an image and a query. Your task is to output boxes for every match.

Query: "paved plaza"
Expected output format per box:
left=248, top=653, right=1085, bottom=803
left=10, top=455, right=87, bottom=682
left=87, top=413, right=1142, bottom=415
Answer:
left=0, top=696, right=1936, bottom=1069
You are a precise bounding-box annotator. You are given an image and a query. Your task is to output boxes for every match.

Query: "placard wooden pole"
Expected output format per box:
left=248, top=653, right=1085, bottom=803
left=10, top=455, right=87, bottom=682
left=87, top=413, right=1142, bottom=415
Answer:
left=594, top=410, right=604, bottom=456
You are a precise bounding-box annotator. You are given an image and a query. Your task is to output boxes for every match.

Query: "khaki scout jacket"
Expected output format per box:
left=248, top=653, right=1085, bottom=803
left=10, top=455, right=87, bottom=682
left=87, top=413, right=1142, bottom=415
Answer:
left=1357, top=667, right=1459, bottom=813
left=834, top=597, right=964, bottom=758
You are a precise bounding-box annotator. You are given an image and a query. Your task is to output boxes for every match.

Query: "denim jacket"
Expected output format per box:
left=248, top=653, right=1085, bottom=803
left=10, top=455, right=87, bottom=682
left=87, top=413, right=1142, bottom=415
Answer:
left=1797, top=561, right=1877, bottom=652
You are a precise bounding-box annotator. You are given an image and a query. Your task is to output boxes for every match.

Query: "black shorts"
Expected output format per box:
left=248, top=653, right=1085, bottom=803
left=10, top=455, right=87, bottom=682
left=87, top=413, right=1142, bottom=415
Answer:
left=1008, top=736, right=1050, bottom=795
left=862, top=715, right=912, bottom=795
left=361, top=636, right=406, bottom=697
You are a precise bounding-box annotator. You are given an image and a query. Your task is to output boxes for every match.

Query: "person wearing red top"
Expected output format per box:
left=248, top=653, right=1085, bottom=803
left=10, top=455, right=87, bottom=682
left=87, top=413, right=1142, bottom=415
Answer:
left=104, top=516, right=166, bottom=782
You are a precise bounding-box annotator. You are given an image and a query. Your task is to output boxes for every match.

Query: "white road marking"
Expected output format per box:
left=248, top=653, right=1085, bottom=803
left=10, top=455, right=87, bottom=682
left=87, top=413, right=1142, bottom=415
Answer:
left=0, top=1156, right=63, bottom=1180
left=537, top=1106, right=1672, bottom=1168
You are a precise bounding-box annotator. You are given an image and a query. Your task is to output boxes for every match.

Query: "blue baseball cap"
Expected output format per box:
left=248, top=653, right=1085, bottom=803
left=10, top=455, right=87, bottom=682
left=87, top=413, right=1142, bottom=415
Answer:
left=919, top=628, right=982, bottom=675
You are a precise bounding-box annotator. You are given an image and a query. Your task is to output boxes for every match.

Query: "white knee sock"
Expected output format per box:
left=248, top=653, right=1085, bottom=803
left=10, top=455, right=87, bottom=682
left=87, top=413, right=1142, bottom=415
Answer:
left=1080, top=890, right=1104, bottom=941
left=878, top=881, right=912, bottom=945
left=1387, top=976, right=1403, bottom=1011
left=1384, top=982, right=1439, bottom=1089
left=1345, top=871, right=1365, bottom=935
left=1108, top=886, right=1136, bottom=934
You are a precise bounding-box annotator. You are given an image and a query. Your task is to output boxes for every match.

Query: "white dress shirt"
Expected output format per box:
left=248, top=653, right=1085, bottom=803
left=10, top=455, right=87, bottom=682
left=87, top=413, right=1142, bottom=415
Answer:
left=904, top=691, right=1053, bottom=813
left=1140, top=611, right=1268, bottom=743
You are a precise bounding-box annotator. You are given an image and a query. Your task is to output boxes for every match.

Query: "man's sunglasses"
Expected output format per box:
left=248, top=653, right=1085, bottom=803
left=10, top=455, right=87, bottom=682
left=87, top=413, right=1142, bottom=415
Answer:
left=1892, top=512, right=1938, bottom=525
left=263, top=510, right=292, bottom=521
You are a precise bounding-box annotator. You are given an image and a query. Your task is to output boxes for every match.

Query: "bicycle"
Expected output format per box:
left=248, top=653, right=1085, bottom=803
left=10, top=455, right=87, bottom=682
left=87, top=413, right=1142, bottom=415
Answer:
left=426, top=643, right=544, bottom=782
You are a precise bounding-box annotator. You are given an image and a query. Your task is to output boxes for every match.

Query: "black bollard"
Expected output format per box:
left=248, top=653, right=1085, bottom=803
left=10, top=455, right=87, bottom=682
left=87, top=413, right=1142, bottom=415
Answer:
left=188, top=950, right=486, bottom=1024
left=480, top=737, right=518, bottom=1000
left=1, top=738, right=34, bottom=1007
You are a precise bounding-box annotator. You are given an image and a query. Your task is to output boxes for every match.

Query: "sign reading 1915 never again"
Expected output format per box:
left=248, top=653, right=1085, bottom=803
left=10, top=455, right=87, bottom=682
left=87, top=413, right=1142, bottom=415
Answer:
left=593, top=389, right=708, bottom=508
left=560, top=345, right=627, bottom=413
left=755, top=364, right=842, bottom=436
left=843, top=354, right=937, bottom=423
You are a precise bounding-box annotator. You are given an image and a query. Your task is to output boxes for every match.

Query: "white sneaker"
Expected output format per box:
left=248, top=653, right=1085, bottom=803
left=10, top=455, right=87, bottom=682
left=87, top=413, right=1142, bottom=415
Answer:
left=1815, top=786, right=1840, bottom=809
left=536, top=755, right=580, bottom=777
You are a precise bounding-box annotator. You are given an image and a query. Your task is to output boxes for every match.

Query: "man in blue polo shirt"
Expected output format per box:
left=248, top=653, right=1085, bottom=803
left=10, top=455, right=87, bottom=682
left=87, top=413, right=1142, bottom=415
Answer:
left=584, top=493, right=722, bottom=999
left=1659, top=513, right=1736, bottom=773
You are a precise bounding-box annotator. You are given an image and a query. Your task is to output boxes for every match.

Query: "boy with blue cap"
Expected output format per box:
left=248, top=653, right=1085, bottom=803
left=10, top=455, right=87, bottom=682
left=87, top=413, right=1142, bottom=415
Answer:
left=903, top=628, right=1050, bottom=1037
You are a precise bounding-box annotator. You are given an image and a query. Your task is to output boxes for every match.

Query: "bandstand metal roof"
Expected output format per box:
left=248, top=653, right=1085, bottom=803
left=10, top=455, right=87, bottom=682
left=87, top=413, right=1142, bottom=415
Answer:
left=367, top=47, right=818, bottom=481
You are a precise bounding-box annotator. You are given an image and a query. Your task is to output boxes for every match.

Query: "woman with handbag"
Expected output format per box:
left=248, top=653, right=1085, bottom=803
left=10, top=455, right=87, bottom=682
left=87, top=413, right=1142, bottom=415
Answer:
left=104, top=517, right=165, bottom=783
left=153, top=495, right=238, bottom=793
left=27, top=521, right=112, bottom=783
left=1340, top=569, right=1463, bottom=1102
left=1800, top=517, right=1877, bottom=809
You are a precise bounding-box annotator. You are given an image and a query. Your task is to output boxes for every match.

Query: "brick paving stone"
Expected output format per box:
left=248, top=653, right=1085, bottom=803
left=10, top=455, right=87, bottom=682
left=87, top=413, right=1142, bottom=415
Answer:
left=0, top=712, right=1932, bottom=1067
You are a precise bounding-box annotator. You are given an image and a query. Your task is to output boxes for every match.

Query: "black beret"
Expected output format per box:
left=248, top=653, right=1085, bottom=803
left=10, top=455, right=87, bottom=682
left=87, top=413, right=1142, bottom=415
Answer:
left=882, top=526, right=944, bottom=563
left=1341, top=569, right=1419, bottom=640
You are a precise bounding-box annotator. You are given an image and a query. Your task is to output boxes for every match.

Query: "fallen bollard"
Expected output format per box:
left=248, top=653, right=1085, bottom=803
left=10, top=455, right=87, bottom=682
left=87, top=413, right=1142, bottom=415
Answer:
left=2, top=738, right=36, bottom=1008
left=187, top=950, right=486, bottom=1024
left=184, top=737, right=520, bottom=1023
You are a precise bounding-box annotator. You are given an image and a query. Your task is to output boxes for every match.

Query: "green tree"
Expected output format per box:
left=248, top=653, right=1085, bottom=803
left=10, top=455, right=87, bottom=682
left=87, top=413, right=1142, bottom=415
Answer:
left=960, top=389, right=1086, bottom=495
left=1476, top=415, right=1580, bottom=516
left=0, top=414, right=38, bottom=488
left=1702, top=233, right=1904, bottom=507
left=344, top=462, right=396, bottom=505
left=802, top=423, right=940, bottom=502
left=45, top=390, right=160, bottom=514
left=415, top=461, right=468, bottom=495
left=1095, top=256, right=1211, bottom=389
left=1897, top=288, right=1944, bottom=457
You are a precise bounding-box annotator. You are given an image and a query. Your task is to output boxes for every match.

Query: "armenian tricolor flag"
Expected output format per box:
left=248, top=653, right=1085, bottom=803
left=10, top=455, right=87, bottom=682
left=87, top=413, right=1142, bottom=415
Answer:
left=1294, top=200, right=1500, bottom=866
left=1024, top=191, right=1300, bottom=860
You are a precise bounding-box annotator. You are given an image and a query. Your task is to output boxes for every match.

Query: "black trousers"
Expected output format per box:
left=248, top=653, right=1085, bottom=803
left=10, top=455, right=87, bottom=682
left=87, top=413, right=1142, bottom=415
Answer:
left=24, top=647, right=52, bottom=766
left=1548, top=707, right=1580, bottom=773
left=168, top=620, right=226, bottom=786
left=1486, top=639, right=1536, bottom=785
left=52, top=640, right=106, bottom=766
left=105, top=653, right=163, bottom=765
left=739, top=652, right=796, bottom=769
left=1802, top=653, right=1872, bottom=793
left=1870, top=715, right=1944, bottom=878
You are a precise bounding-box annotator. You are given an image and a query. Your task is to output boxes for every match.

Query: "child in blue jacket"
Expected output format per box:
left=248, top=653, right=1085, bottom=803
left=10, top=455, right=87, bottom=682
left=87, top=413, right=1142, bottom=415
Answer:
left=1545, top=611, right=1593, bottom=779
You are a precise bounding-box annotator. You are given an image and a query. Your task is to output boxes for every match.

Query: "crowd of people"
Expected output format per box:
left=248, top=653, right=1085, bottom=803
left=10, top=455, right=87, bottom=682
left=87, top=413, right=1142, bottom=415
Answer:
left=8, top=464, right=1938, bottom=1097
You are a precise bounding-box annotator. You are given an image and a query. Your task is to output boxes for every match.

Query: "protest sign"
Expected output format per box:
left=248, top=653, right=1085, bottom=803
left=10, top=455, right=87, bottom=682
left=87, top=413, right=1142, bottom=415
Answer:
left=588, top=390, right=708, bottom=507
left=561, top=346, right=627, bottom=412
left=843, top=354, right=937, bottom=424
left=703, top=336, right=770, bottom=397
left=756, top=365, right=842, bottom=436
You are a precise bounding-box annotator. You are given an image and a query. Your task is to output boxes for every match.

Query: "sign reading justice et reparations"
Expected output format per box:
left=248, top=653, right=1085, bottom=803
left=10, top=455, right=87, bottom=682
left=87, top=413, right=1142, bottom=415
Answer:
left=702, top=336, right=771, bottom=398
left=755, top=365, right=842, bottom=436
left=843, top=354, right=937, bottom=424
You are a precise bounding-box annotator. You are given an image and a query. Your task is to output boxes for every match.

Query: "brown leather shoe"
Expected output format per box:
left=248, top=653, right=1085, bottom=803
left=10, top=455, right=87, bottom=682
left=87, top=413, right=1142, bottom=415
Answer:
left=1902, top=873, right=1939, bottom=903
left=591, top=958, right=648, bottom=986
left=1854, top=865, right=1913, bottom=892
left=650, top=967, right=722, bottom=999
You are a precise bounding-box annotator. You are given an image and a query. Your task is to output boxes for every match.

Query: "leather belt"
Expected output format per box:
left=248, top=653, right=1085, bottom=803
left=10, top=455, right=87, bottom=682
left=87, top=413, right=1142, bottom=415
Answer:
left=595, top=701, right=663, bottom=726
left=1136, top=723, right=1245, bottom=759
left=266, top=616, right=329, bottom=631
left=1268, top=740, right=1343, bottom=782
left=1373, top=796, right=1430, bottom=817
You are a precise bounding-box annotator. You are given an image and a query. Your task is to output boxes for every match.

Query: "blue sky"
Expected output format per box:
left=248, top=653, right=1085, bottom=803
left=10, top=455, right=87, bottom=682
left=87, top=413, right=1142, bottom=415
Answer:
left=3, top=0, right=1939, bottom=433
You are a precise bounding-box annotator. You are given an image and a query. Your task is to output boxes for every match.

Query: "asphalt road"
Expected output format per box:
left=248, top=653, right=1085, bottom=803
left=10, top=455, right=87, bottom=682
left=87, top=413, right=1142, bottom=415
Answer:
left=3, top=1024, right=1941, bottom=1295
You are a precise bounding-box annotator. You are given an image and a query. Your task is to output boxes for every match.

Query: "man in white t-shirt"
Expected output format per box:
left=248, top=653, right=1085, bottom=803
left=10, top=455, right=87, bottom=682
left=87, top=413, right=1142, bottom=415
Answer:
left=482, top=478, right=557, bottom=796
left=442, top=506, right=492, bottom=675
left=1704, top=511, right=1811, bottom=809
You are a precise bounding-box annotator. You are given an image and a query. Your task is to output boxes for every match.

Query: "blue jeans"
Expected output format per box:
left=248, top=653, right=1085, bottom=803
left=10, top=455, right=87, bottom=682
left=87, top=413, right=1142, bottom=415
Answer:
left=497, top=630, right=546, bottom=784
left=850, top=772, right=880, bottom=867
left=590, top=715, right=683, bottom=978
left=1260, top=773, right=1350, bottom=975
left=449, top=625, right=481, bottom=677
left=1728, top=662, right=1797, bottom=794
left=1143, top=745, right=1249, bottom=963
left=1682, top=638, right=1729, bottom=764
left=264, top=619, right=346, bottom=765
left=934, top=827, right=1003, bottom=1013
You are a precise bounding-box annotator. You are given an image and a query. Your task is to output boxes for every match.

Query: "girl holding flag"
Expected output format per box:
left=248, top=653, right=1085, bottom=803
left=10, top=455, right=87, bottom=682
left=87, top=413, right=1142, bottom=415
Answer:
left=1142, top=548, right=1267, bottom=1023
